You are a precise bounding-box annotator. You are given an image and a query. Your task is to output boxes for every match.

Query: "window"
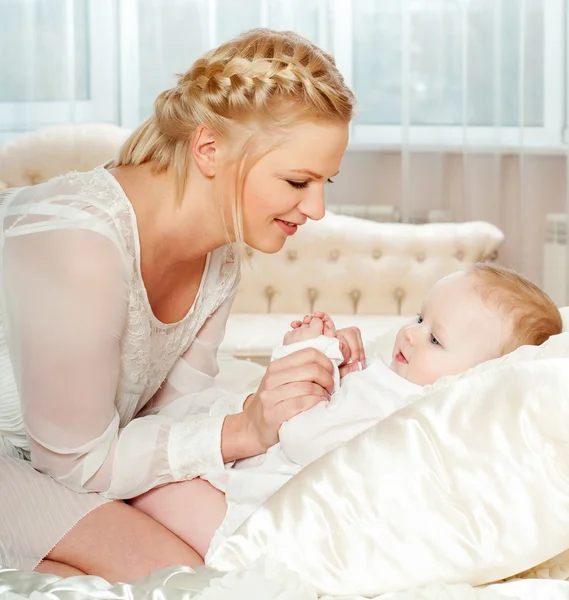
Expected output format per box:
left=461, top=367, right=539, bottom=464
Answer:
left=348, top=0, right=566, bottom=148
left=0, top=0, right=566, bottom=148
left=0, top=0, right=117, bottom=136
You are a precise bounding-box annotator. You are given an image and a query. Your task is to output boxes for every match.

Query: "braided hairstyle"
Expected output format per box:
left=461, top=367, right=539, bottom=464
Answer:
left=116, top=28, right=354, bottom=241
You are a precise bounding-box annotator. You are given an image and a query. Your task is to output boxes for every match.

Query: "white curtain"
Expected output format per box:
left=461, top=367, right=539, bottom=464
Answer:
left=0, top=0, right=568, bottom=302
left=0, top=0, right=116, bottom=134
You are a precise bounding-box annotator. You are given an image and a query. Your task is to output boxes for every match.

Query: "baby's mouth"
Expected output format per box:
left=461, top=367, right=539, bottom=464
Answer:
left=395, top=350, right=408, bottom=364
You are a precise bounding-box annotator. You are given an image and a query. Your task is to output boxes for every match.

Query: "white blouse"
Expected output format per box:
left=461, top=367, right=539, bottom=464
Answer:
left=0, top=166, right=246, bottom=499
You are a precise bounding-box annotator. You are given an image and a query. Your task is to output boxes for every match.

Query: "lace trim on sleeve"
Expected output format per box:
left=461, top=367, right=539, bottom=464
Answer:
left=168, top=413, right=226, bottom=480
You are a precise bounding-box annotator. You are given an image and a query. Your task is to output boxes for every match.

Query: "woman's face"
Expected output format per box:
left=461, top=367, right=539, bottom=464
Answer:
left=237, top=119, right=349, bottom=254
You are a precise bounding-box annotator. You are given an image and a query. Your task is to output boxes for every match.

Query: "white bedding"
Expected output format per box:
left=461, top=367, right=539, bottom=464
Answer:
left=209, top=356, right=569, bottom=595
left=1, top=560, right=569, bottom=600
left=207, top=336, right=421, bottom=560
left=3, top=316, right=569, bottom=599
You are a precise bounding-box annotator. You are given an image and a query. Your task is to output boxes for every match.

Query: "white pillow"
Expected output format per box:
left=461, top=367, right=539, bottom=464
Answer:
left=208, top=330, right=569, bottom=597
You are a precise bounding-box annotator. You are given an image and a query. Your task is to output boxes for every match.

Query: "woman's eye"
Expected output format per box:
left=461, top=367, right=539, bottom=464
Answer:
left=430, top=335, right=440, bottom=346
left=287, top=180, right=309, bottom=189
left=326, top=178, right=335, bottom=184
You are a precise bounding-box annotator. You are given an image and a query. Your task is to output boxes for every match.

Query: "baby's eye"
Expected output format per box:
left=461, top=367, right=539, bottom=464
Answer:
left=430, top=334, right=440, bottom=346
left=417, top=314, right=423, bottom=324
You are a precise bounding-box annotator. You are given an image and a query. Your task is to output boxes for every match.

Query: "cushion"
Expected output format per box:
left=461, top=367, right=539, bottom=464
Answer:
left=208, top=325, right=569, bottom=597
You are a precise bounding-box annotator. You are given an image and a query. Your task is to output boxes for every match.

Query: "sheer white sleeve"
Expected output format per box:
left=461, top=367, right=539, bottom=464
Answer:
left=0, top=194, right=249, bottom=499
left=149, top=294, right=255, bottom=482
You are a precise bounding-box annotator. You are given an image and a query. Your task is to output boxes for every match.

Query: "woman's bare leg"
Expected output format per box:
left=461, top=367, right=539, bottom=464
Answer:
left=35, top=560, right=85, bottom=578
left=131, top=479, right=227, bottom=559
left=45, top=501, right=203, bottom=583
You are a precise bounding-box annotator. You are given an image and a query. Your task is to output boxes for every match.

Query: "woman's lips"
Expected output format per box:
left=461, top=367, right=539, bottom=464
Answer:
left=275, top=219, right=298, bottom=236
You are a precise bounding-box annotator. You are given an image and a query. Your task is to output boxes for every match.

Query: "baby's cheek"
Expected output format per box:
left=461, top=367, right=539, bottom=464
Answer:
left=415, top=357, right=442, bottom=386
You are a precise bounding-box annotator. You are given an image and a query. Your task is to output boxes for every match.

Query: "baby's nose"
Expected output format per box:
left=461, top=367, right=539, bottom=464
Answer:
left=404, top=326, right=416, bottom=345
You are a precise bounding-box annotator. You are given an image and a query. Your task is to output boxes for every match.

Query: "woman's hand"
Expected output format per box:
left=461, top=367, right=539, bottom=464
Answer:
left=289, top=311, right=367, bottom=378
left=336, top=325, right=366, bottom=378
left=242, top=347, right=335, bottom=452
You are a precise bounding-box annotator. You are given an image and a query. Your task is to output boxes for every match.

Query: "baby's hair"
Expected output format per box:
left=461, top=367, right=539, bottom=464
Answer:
left=115, top=28, right=354, bottom=242
left=468, top=263, right=562, bottom=353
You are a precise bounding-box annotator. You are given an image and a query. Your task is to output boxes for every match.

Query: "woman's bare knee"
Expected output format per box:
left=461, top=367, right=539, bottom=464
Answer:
left=132, top=479, right=227, bottom=559
left=35, top=560, right=85, bottom=578
left=47, top=501, right=203, bottom=582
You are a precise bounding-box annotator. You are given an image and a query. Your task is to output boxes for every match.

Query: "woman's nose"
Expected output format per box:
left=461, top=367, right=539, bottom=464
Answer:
left=299, top=186, right=326, bottom=222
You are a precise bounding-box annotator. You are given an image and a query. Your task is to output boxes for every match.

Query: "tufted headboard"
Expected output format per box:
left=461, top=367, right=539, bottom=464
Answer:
left=233, top=213, right=504, bottom=316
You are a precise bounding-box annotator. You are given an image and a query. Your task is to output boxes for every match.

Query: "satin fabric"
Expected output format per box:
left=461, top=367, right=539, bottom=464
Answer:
left=207, top=336, right=420, bottom=560
left=208, top=357, right=569, bottom=597
left=1, top=562, right=569, bottom=600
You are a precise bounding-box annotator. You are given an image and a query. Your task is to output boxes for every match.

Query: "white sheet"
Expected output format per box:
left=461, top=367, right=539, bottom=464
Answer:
left=1, top=560, right=569, bottom=600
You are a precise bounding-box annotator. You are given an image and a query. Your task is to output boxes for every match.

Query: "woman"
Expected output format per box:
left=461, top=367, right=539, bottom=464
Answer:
left=0, top=29, right=359, bottom=581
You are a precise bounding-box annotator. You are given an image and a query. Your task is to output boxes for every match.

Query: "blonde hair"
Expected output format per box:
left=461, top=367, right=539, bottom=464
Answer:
left=115, top=28, right=355, bottom=242
left=469, top=263, right=562, bottom=353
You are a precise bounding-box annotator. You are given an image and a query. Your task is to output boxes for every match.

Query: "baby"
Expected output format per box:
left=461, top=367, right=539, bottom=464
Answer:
left=139, top=263, right=563, bottom=563
left=291, top=262, right=562, bottom=386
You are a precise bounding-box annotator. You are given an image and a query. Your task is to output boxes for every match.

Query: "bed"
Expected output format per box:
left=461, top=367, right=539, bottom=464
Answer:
left=3, top=316, right=569, bottom=599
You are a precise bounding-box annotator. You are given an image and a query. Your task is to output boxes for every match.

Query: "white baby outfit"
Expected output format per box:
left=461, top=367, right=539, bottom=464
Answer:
left=205, top=335, right=422, bottom=561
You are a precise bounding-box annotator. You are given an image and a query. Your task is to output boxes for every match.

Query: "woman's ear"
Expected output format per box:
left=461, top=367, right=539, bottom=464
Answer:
left=191, top=125, right=217, bottom=177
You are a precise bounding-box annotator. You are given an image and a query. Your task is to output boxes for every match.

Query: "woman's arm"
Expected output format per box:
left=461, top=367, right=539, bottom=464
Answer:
left=1, top=199, right=335, bottom=500
left=1, top=224, right=235, bottom=499
left=151, top=293, right=337, bottom=467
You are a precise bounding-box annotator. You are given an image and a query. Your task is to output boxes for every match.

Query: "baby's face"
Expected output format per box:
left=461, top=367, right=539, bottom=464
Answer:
left=390, top=272, right=513, bottom=386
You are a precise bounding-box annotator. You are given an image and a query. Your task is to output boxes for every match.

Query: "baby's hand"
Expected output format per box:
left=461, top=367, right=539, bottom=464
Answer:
left=284, top=312, right=339, bottom=346
left=284, top=315, right=325, bottom=345
left=287, top=314, right=365, bottom=377
left=289, top=312, right=337, bottom=338
left=285, top=312, right=337, bottom=345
